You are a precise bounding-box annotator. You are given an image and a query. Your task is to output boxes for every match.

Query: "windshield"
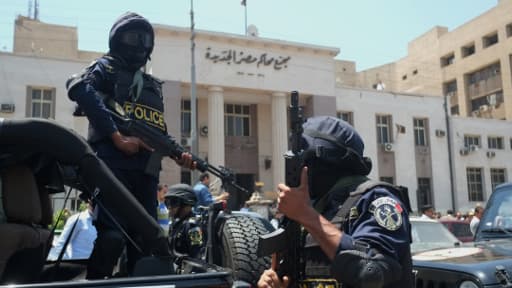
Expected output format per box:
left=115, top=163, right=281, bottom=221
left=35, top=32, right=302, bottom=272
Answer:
left=411, top=220, right=460, bottom=253
left=478, top=186, right=512, bottom=240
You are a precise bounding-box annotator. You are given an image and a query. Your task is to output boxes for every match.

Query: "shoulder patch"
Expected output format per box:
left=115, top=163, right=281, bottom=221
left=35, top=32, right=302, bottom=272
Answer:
left=188, top=226, right=203, bottom=245
left=370, top=196, right=403, bottom=231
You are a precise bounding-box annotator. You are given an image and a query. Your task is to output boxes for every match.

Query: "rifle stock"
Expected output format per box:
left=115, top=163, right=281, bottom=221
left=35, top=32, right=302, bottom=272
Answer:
left=257, top=91, right=304, bottom=287
left=105, top=99, right=250, bottom=197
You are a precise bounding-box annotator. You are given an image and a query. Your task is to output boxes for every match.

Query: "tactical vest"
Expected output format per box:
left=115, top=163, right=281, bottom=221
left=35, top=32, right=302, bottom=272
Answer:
left=169, top=216, right=203, bottom=259
left=109, top=58, right=166, bottom=132
left=88, top=55, right=166, bottom=143
left=301, top=180, right=413, bottom=288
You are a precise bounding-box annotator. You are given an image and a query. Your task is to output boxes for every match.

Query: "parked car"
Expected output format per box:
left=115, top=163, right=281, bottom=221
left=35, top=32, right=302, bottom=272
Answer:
left=440, top=219, right=474, bottom=243
left=413, top=183, right=512, bottom=288
left=410, top=217, right=461, bottom=254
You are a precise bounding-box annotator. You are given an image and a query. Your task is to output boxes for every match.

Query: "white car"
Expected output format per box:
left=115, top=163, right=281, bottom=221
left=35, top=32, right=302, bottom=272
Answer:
left=410, top=216, right=461, bottom=254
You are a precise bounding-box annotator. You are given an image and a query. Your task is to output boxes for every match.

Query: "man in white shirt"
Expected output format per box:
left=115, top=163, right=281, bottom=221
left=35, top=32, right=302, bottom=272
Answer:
left=48, top=203, right=97, bottom=260
left=470, top=206, right=484, bottom=235
left=420, top=205, right=435, bottom=220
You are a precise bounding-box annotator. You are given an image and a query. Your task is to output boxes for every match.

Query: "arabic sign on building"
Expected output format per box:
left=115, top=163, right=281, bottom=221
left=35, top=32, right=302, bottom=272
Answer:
left=205, top=47, right=290, bottom=70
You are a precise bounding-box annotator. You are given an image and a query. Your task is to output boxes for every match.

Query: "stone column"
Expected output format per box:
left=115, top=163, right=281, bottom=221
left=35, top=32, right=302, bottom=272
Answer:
left=271, top=92, right=288, bottom=189
left=207, top=86, right=225, bottom=188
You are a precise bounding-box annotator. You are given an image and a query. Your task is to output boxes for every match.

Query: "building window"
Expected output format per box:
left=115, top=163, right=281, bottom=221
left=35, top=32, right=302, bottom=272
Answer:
left=27, top=87, right=55, bottom=119
left=507, top=23, right=512, bottom=38
left=376, top=115, right=392, bottom=144
left=443, top=80, right=458, bottom=97
left=483, top=32, right=499, bottom=48
left=417, top=178, right=432, bottom=207
left=181, top=100, right=191, bottom=136
left=440, top=53, right=455, bottom=67
left=488, top=136, right=504, bottom=150
left=337, top=111, right=354, bottom=126
left=380, top=177, right=394, bottom=184
left=225, top=104, right=250, bottom=136
left=464, top=135, right=481, bottom=148
left=451, top=105, right=459, bottom=116
left=467, top=167, right=484, bottom=202
left=181, top=170, right=191, bottom=185
left=413, top=118, right=428, bottom=146
left=490, top=168, right=506, bottom=191
left=461, top=43, right=475, bottom=58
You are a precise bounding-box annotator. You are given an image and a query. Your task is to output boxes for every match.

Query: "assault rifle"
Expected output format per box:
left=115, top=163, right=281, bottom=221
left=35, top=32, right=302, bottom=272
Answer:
left=257, top=91, right=304, bottom=287
left=105, top=99, right=250, bottom=197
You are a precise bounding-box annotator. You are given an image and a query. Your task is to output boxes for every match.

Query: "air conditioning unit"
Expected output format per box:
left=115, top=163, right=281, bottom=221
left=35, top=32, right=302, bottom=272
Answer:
left=469, top=144, right=479, bottom=152
left=200, top=125, right=208, bottom=137
left=435, top=129, right=446, bottom=137
left=486, top=151, right=496, bottom=158
left=0, top=103, right=15, bottom=113
left=459, top=148, right=469, bottom=156
left=180, top=137, right=192, bottom=147
left=479, top=105, right=489, bottom=112
left=383, top=142, right=394, bottom=152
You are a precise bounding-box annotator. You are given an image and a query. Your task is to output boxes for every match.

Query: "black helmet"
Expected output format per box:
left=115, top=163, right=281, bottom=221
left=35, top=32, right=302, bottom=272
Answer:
left=108, top=12, right=154, bottom=70
left=165, top=184, right=197, bottom=207
left=301, top=116, right=372, bottom=176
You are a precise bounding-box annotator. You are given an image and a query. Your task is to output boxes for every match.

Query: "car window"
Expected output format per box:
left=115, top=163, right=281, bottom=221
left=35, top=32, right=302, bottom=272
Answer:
left=451, top=222, right=472, bottom=237
left=480, top=187, right=512, bottom=236
left=411, top=220, right=460, bottom=253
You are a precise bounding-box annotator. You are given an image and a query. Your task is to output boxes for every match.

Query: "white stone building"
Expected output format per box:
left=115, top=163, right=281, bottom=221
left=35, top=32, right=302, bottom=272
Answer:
left=2, top=16, right=512, bottom=212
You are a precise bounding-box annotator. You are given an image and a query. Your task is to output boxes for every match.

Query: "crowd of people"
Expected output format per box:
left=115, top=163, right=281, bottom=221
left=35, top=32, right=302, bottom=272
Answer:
left=419, top=204, right=485, bottom=235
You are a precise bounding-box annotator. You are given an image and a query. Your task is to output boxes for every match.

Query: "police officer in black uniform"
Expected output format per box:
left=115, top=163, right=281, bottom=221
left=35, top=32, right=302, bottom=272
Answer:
left=66, top=12, right=193, bottom=279
left=258, top=116, right=413, bottom=288
left=165, top=184, right=204, bottom=260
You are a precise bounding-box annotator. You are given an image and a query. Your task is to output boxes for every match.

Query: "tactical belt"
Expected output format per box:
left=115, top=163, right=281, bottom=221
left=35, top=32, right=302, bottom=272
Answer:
left=299, top=278, right=340, bottom=288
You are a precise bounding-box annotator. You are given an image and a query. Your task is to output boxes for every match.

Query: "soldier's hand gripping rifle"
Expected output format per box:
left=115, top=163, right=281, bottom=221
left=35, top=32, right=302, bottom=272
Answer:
left=105, top=99, right=250, bottom=197
left=257, top=91, right=304, bottom=287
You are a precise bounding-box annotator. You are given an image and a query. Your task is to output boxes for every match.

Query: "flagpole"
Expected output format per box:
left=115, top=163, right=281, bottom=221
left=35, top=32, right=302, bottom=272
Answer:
left=243, top=0, right=247, bottom=35
left=190, top=0, right=198, bottom=182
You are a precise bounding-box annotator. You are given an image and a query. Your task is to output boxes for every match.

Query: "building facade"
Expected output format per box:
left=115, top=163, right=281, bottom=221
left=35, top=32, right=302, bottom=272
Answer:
left=2, top=15, right=512, bottom=213
left=338, top=0, right=512, bottom=121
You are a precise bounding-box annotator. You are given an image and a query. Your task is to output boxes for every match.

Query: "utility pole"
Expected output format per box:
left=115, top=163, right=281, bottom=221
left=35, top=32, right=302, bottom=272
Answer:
left=444, top=93, right=456, bottom=212
left=242, top=0, right=247, bottom=35
left=190, top=0, right=198, bottom=182
left=34, top=0, right=39, bottom=20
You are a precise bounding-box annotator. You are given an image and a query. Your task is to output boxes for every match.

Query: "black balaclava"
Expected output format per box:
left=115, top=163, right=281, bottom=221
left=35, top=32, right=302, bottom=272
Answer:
left=301, top=116, right=372, bottom=200
left=108, top=12, right=154, bottom=71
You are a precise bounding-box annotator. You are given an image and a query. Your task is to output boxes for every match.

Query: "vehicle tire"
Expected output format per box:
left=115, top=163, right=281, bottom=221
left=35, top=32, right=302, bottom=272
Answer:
left=216, top=215, right=272, bottom=286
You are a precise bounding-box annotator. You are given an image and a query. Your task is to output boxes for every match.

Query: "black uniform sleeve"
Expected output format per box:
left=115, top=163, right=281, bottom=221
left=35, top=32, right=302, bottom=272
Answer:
left=331, top=248, right=402, bottom=287
left=67, top=58, right=118, bottom=138
left=332, top=187, right=411, bottom=286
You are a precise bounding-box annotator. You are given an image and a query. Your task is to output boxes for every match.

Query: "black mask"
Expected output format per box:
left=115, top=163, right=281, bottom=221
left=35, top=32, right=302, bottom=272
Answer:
left=115, top=30, right=153, bottom=70
left=305, top=157, right=347, bottom=200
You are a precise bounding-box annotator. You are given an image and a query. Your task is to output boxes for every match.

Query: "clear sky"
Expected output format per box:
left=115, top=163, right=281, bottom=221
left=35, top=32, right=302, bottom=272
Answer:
left=0, top=0, right=498, bottom=71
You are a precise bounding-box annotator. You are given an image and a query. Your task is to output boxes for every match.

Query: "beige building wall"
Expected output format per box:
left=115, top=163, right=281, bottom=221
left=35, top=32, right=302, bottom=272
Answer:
left=348, top=0, right=512, bottom=121
left=13, top=16, right=101, bottom=61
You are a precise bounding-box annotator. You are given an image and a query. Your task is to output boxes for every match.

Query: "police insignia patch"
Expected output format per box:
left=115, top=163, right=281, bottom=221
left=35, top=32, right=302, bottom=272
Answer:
left=188, top=227, right=203, bottom=245
left=371, top=197, right=403, bottom=231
